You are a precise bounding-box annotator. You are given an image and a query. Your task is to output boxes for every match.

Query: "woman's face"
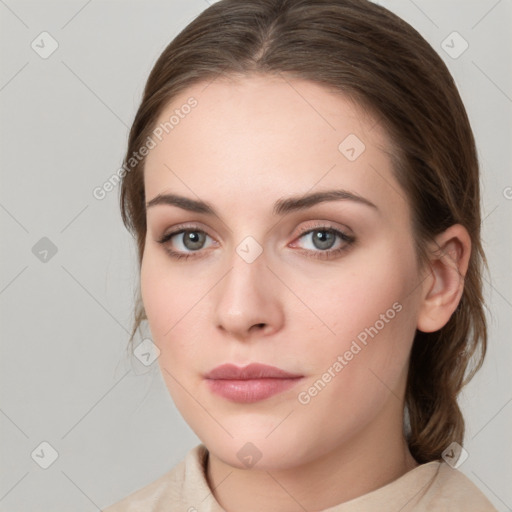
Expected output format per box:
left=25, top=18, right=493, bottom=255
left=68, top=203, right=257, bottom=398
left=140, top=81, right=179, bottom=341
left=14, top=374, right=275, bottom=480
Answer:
left=141, top=74, right=425, bottom=470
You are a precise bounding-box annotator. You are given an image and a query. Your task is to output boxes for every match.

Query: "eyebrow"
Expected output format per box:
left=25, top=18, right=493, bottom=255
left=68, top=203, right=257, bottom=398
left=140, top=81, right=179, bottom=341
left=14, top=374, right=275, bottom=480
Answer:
left=145, top=189, right=378, bottom=217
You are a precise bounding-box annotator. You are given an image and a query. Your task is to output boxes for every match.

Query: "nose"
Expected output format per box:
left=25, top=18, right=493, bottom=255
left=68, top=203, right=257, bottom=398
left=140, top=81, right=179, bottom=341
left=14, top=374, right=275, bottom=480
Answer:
left=213, top=247, right=285, bottom=342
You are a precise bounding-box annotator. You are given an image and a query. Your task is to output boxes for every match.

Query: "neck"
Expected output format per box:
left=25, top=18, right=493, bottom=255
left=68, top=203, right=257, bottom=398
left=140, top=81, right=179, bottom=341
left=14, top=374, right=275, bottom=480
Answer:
left=205, top=399, right=419, bottom=512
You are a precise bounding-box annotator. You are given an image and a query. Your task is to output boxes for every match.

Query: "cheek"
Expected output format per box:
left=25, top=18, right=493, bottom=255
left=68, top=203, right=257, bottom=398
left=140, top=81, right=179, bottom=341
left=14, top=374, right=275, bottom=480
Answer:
left=141, top=251, right=188, bottom=351
left=290, top=262, right=418, bottom=436
left=140, top=249, right=210, bottom=377
left=140, top=253, right=170, bottom=338
left=141, top=245, right=198, bottom=335
left=298, top=241, right=419, bottom=377
left=348, top=237, right=416, bottom=321
left=329, top=270, right=411, bottom=347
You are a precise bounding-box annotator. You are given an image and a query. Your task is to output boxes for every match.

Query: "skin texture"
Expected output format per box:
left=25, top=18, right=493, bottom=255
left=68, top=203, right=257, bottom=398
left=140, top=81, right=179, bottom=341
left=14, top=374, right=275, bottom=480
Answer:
left=140, top=73, right=471, bottom=512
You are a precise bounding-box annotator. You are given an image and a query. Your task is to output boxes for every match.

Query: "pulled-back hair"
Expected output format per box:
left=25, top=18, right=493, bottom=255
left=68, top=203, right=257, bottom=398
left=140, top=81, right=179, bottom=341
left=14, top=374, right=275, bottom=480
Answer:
left=119, top=0, right=487, bottom=464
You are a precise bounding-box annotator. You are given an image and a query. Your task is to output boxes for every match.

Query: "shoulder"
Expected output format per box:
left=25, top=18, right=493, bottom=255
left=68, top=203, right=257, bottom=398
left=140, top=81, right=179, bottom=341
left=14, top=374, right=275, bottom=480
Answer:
left=417, top=461, right=498, bottom=511
left=101, top=445, right=206, bottom=512
left=325, top=460, right=497, bottom=512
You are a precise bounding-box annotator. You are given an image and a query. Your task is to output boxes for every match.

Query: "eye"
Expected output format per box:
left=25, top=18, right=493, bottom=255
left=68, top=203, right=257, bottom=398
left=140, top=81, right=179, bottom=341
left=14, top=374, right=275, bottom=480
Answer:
left=157, top=225, right=215, bottom=260
left=156, top=223, right=355, bottom=261
left=291, top=225, right=355, bottom=260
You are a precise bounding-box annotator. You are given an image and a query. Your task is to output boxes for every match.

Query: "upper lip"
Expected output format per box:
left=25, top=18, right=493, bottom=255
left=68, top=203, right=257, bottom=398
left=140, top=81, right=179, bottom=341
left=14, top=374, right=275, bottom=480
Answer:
left=204, top=363, right=302, bottom=380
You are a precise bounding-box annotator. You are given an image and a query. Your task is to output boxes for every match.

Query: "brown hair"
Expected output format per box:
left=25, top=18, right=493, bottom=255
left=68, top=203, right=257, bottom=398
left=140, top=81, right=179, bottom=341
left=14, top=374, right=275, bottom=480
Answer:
left=119, top=0, right=488, bottom=464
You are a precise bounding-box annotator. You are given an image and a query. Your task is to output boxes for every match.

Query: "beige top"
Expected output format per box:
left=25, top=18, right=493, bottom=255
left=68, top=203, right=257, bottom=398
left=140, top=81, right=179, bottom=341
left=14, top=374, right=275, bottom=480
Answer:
left=102, top=444, right=497, bottom=511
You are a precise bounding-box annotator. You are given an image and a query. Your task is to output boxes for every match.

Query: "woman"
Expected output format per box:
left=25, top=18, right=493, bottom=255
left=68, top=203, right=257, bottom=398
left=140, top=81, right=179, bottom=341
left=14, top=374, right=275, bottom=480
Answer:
left=104, top=0, right=497, bottom=510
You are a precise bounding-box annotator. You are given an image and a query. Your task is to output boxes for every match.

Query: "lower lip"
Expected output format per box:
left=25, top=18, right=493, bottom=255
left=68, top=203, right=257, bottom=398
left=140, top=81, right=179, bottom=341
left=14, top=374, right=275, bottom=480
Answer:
left=206, top=378, right=302, bottom=403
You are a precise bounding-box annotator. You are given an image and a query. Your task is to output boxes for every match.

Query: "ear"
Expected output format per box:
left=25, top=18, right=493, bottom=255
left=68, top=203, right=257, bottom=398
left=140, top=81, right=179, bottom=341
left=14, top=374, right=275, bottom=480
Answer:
left=416, top=224, right=471, bottom=333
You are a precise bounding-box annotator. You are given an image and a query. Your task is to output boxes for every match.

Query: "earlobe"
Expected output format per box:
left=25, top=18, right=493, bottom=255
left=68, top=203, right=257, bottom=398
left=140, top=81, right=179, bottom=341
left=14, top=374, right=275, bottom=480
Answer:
left=416, top=224, right=471, bottom=333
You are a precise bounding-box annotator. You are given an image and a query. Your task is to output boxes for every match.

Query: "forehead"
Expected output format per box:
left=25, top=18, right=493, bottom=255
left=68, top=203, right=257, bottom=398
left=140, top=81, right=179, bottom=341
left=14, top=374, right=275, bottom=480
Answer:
left=143, top=73, right=406, bottom=221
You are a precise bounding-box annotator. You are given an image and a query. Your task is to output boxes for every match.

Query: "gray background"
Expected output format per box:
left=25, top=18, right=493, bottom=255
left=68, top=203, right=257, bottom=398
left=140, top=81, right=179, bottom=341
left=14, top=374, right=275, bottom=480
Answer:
left=0, top=0, right=510, bottom=510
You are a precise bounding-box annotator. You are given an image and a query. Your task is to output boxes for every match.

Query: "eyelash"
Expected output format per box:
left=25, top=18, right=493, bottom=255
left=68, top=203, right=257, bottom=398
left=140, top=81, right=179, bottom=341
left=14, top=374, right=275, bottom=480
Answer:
left=156, top=223, right=356, bottom=261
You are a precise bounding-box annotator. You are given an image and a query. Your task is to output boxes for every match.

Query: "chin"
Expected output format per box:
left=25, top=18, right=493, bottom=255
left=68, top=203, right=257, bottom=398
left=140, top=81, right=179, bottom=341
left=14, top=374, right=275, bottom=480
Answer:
left=197, top=426, right=315, bottom=471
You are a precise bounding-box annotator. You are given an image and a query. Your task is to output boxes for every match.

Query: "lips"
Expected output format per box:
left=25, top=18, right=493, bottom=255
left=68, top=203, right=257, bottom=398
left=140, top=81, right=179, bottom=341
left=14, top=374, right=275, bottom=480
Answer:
left=205, top=363, right=301, bottom=380
left=204, top=363, right=303, bottom=403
